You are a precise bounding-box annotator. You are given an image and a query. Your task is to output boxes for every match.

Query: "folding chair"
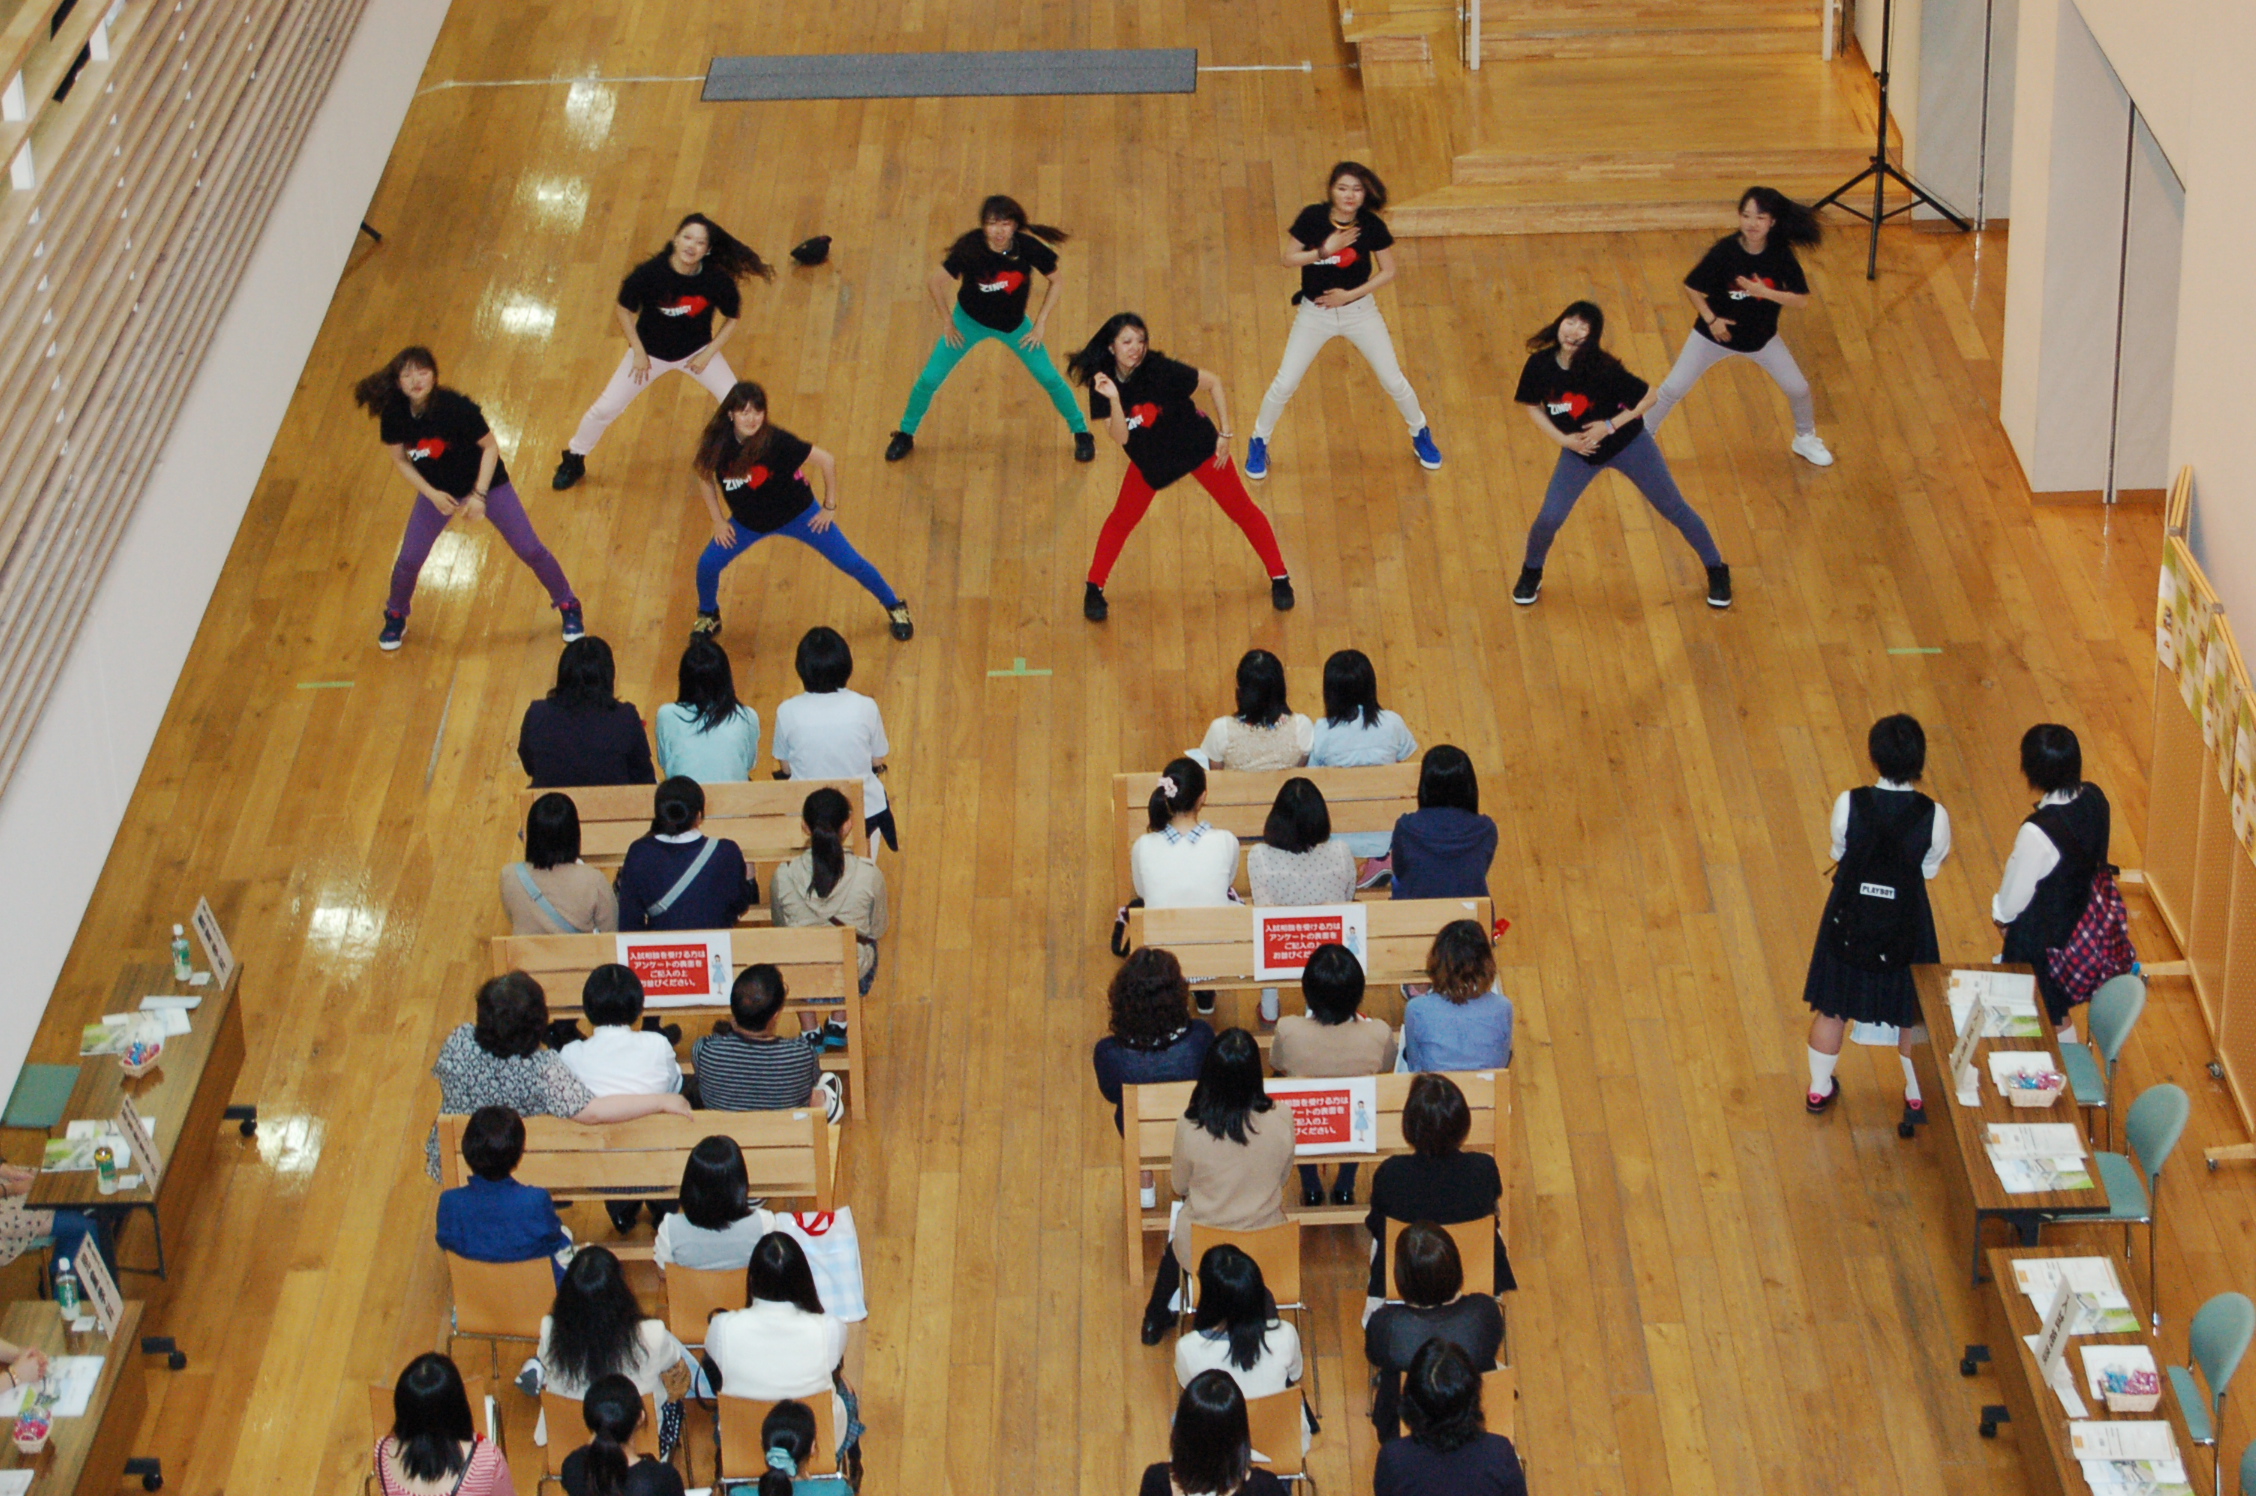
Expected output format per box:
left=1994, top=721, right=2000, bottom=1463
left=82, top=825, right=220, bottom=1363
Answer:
left=1245, top=1388, right=1314, bottom=1492
left=715, top=1393, right=839, bottom=1489
left=442, top=1252, right=556, bottom=1385
left=2169, top=1293, right=2256, bottom=1496
left=2039, top=1082, right=2188, bottom=1329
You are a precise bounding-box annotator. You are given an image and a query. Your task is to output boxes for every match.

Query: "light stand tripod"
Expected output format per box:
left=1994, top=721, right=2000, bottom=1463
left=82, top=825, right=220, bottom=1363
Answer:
left=1813, top=0, right=1968, bottom=279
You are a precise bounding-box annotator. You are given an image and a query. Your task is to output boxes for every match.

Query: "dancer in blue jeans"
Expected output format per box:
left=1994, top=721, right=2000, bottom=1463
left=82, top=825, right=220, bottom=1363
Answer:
left=1509, top=300, right=1732, bottom=611
left=883, top=195, right=1094, bottom=465
left=691, top=382, right=914, bottom=642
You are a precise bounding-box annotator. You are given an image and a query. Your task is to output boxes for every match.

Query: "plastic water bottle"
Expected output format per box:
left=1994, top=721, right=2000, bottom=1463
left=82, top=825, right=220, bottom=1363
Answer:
left=52, top=1258, right=78, bottom=1320
left=169, top=925, right=192, bottom=983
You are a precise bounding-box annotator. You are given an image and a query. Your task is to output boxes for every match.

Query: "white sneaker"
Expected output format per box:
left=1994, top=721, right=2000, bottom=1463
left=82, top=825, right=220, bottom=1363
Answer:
left=1792, top=433, right=1834, bottom=467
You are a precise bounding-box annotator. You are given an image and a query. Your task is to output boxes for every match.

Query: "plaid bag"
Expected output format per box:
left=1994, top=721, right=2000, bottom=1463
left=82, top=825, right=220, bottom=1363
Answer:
left=2045, top=864, right=2137, bottom=1009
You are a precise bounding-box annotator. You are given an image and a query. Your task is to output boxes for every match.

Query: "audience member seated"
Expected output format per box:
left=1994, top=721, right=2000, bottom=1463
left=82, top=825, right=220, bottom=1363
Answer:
left=0, top=1156, right=103, bottom=1285
left=1137, top=1371, right=1286, bottom=1496
left=692, top=965, right=819, bottom=1112
left=1373, top=1341, right=1527, bottom=1496
left=704, top=1233, right=862, bottom=1467
left=1246, top=777, right=1355, bottom=907
left=1273, top=943, right=1396, bottom=1207
left=1389, top=746, right=1496, bottom=900
left=558, top=965, right=686, bottom=1231
left=504, top=792, right=619, bottom=935
left=1403, top=922, right=1515, bottom=1073
left=1307, top=648, right=1419, bottom=879
left=520, top=638, right=655, bottom=789
left=1174, top=1245, right=1310, bottom=1451
left=1365, top=1223, right=1504, bottom=1441
left=656, top=636, right=760, bottom=783
left=530, top=1247, right=691, bottom=1456
left=1143, top=1029, right=1295, bottom=1345
left=1198, top=649, right=1313, bottom=771
left=435, top=1106, right=572, bottom=1282
left=373, top=1352, right=513, bottom=1496
left=616, top=778, right=758, bottom=932
left=753, top=1399, right=834, bottom=1495
left=560, top=1374, right=686, bottom=1496
left=773, top=626, right=897, bottom=853
left=426, top=973, right=690, bottom=1179
left=1366, top=1075, right=1513, bottom=1301
left=1093, top=948, right=1216, bottom=1136
left=1132, top=758, right=1239, bottom=910
left=653, top=1136, right=767, bottom=1272
left=771, top=786, right=887, bottom=1000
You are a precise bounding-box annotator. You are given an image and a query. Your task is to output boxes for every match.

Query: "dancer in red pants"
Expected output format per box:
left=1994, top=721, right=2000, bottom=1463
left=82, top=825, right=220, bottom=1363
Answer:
left=1066, top=313, right=1292, bottom=622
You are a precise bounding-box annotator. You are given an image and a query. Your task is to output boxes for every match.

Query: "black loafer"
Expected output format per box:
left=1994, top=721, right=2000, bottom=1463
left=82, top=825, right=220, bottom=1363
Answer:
left=1805, top=1078, right=1840, bottom=1115
left=1301, top=1184, right=1324, bottom=1208
left=1330, top=1184, right=1355, bottom=1206
left=1074, top=431, right=1096, bottom=463
left=1140, top=1311, right=1170, bottom=1346
left=884, top=431, right=914, bottom=462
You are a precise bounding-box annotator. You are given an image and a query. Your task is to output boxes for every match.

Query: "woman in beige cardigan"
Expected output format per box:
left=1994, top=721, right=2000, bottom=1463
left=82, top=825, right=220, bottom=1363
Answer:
left=770, top=787, right=888, bottom=1024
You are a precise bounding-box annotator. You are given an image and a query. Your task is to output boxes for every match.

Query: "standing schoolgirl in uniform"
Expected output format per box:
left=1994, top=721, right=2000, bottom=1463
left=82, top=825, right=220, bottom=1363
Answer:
left=551, top=213, right=773, bottom=491
left=353, top=346, right=582, bottom=651
left=1067, top=314, right=1293, bottom=623
left=1645, top=187, right=1832, bottom=467
left=1511, top=301, right=1731, bottom=610
left=1994, top=724, right=2112, bottom=1035
left=689, top=383, right=914, bottom=642
left=883, top=195, right=1094, bottom=464
left=1802, top=714, right=1951, bottom=1126
left=1244, top=161, right=1441, bottom=482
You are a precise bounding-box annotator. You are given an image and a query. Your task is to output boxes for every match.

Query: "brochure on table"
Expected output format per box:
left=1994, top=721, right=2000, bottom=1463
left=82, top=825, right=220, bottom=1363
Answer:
left=617, top=932, right=733, bottom=1006
left=1947, top=969, right=2043, bottom=1037
left=1251, top=905, right=1368, bottom=981
left=2012, top=1256, right=2141, bottom=1334
left=191, top=896, right=236, bottom=990
left=1266, top=1075, right=1380, bottom=1157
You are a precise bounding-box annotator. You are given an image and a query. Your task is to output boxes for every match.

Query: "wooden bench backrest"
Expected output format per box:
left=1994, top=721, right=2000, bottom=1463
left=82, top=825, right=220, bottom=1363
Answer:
left=517, top=779, right=866, bottom=867
left=1126, top=897, right=1494, bottom=990
left=492, top=925, right=857, bottom=1015
left=1111, top=763, right=1421, bottom=899
left=437, top=1110, right=833, bottom=1210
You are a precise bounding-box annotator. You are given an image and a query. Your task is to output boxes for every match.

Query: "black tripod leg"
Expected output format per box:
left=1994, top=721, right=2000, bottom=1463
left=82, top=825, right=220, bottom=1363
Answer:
left=358, top=221, right=383, bottom=244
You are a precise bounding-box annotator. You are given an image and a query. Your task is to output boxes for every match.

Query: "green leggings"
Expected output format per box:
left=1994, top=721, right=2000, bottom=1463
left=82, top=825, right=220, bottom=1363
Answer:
left=897, top=305, right=1088, bottom=435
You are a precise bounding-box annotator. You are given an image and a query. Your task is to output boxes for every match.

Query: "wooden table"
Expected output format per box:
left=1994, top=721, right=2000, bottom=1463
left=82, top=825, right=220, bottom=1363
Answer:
left=1909, top=965, right=2111, bottom=1287
left=29, top=960, right=251, bottom=1279
left=1976, top=1246, right=2200, bottom=1496
left=0, top=1299, right=154, bottom=1494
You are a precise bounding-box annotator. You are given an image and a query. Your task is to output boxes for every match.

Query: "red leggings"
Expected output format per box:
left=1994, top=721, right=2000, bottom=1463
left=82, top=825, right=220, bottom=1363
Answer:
left=1087, top=457, right=1288, bottom=587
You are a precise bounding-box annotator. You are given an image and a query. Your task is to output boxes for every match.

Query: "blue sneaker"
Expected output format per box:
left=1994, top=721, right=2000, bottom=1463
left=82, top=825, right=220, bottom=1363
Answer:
left=377, top=611, right=407, bottom=651
left=1412, top=427, right=1443, bottom=471
left=1244, top=436, right=1269, bottom=481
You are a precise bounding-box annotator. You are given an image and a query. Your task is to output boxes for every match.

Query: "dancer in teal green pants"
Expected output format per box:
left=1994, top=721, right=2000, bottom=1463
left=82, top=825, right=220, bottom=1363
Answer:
left=884, top=195, right=1096, bottom=465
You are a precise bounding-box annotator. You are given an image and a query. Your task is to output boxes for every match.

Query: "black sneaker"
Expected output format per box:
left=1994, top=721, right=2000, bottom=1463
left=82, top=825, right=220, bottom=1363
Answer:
left=1511, top=568, right=1542, bottom=606
left=1270, top=576, right=1296, bottom=612
left=558, top=601, right=585, bottom=642
left=1074, top=431, right=1096, bottom=463
left=1084, top=583, right=1108, bottom=622
left=691, top=610, right=722, bottom=638
left=378, top=611, right=407, bottom=651
left=1706, top=565, right=1733, bottom=609
left=551, top=450, right=585, bottom=490
left=884, top=431, right=914, bottom=462
left=886, top=601, right=915, bottom=641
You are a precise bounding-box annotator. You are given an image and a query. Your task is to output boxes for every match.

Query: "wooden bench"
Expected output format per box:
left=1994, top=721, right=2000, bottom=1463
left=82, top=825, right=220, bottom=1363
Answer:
left=1125, top=896, right=1493, bottom=1031
left=1118, top=1069, right=1509, bottom=1288
left=1110, top=763, right=1421, bottom=904
left=436, top=1108, right=835, bottom=1212
left=490, top=924, right=871, bottom=1122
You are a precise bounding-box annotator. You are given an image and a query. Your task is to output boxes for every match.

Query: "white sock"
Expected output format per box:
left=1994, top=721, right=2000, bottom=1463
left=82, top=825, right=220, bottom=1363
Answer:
left=1900, top=1055, right=1922, bottom=1105
left=1807, top=1047, right=1839, bottom=1096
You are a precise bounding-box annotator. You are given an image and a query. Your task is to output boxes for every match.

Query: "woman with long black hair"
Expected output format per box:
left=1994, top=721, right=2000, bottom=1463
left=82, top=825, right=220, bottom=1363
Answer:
left=552, top=213, right=773, bottom=491
left=883, top=194, right=1094, bottom=464
left=533, top=1247, right=690, bottom=1458
left=1510, top=300, right=1731, bottom=610
left=688, top=382, right=914, bottom=642
left=354, top=346, right=582, bottom=651
left=1644, top=186, right=1832, bottom=466
left=1069, top=314, right=1292, bottom=622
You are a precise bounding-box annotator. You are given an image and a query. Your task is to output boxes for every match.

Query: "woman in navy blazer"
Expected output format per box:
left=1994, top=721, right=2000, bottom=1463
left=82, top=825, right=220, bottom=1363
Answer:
left=520, top=637, right=655, bottom=788
left=616, top=779, right=757, bottom=931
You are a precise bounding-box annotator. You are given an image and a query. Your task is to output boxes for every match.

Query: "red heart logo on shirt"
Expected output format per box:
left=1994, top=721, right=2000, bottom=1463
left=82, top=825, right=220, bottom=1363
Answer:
left=981, top=270, right=1026, bottom=295
left=659, top=295, right=711, bottom=318
left=410, top=438, right=447, bottom=462
left=747, top=466, right=770, bottom=488
left=1126, top=402, right=1161, bottom=431
left=1330, top=247, right=1360, bottom=268
left=1562, top=393, right=1589, bottom=420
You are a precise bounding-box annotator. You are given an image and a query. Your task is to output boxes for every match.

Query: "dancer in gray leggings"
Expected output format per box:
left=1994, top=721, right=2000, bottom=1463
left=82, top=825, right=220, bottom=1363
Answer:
left=1644, top=186, right=1833, bottom=468
left=1510, top=301, right=1731, bottom=611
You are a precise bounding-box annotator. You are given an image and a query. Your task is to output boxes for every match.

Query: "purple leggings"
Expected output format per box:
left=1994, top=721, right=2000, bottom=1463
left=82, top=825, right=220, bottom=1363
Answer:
left=387, top=482, right=575, bottom=617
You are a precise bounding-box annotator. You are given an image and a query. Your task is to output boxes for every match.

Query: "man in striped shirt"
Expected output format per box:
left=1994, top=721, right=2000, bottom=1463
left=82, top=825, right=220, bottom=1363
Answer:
left=692, top=964, right=819, bottom=1111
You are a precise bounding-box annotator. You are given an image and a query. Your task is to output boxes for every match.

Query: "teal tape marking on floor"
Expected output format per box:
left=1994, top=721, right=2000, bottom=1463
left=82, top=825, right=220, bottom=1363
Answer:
left=1885, top=648, right=1942, bottom=656
left=987, top=658, right=1052, bottom=677
left=296, top=680, right=355, bottom=689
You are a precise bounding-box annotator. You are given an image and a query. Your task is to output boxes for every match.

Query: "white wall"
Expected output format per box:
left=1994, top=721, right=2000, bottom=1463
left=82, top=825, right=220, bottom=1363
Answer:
left=0, top=0, right=453, bottom=1086
left=1913, top=0, right=2014, bottom=221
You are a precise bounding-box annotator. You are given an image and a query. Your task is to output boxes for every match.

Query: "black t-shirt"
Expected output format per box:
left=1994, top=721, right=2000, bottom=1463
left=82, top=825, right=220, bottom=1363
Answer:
left=380, top=389, right=506, bottom=499
left=1138, top=1465, right=1287, bottom=1496
left=1684, top=233, right=1808, bottom=352
left=618, top=256, right=743, bottom=363
left=943, top=233, right=1059, bottom=332
left=1366, top=1151, right=1512, bottom=1297
left=561, top=1449, right=685, bottom=1496
left=1513, top=349, right=1649, bottom=467
left=713, top=429, right=817, bottom=534
left=1090, top=353, right=1215, bottom=491
left=1373, top=1434, right=1528, bottom=1496
left=1289, top=203, right=1393, bottom=304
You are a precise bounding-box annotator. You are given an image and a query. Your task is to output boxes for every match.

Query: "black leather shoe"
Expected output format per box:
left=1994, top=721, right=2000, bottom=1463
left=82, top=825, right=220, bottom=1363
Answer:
left=1271, top=575, right=1296, bottom=611
left=884, top=431, right=914, bottom=462
left=551, top=450, right=585, bottom=490
left=1301, top=1183, right=1324, bottom=1208
left=1330, top=1184, right=1356, bottom=1206
left=1084, top=583, right=1108, bottom=622
left=1140, top=1311, right=1170, bottom=1346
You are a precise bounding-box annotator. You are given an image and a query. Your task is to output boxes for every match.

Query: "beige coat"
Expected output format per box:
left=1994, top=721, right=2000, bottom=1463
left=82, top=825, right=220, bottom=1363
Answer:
left=770, top=851, right=888, bottom=982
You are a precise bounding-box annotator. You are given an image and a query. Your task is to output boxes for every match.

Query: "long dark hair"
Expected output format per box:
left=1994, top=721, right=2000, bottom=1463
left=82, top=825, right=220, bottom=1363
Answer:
left=1067, top=311, right=1152, bottom=394
left=575, top=1374, right=642, bottom=1496
left=1170, top=1371, right=1253, bottom=1496
left=1233, top=649, right=1289, bottom=728
left=802, top=786, right=852, bottom=898
left=1185, top=1028, right=1273, bottom=1143
left=748, top=1232, right=826, bottom=1315
left=693, top=381, right=776, bottom=480
left=1525, top=299, right=1622, bottom=376
left=654, top=212, right=774, bottom=282
left=675, top=637, right=744, bottom=734
left=1738, top=185, right=1822, bottom=247
left=948, top=194, right=1069, bottom=262
left=758, top=1401, right=819, bottom=1494
left=1402, top=1339, right=1486, bottom=1453
left=545, top=1247, right=644, bottom=1392
left=548, top=637, right=620, bottom=712
left=390, top=1352, right=475, bottom=1482
left=1322, top=648, right=1383, bottom=728
left=1326, top=159, right=1389, bottom=214
left=1149, top=756, right=1207, bottom=833
left=352, top=345, right=439, bottom=417
left=1192, top=1244, right=1279, bottom=1374
left=650, top=777, right=705, bottom=837
left=678, top=1135, right=755, bottom=1230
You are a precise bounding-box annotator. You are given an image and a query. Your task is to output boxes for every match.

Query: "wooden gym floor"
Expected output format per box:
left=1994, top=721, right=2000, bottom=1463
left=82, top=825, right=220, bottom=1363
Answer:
left=17, top=0, right=2248, bottom=1492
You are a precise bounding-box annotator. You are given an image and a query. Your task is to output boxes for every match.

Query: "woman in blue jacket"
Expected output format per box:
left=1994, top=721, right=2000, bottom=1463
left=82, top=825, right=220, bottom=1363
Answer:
left=1388, top=747, right=1497, bottom=900
left=616, top=779, right=757, bottom=930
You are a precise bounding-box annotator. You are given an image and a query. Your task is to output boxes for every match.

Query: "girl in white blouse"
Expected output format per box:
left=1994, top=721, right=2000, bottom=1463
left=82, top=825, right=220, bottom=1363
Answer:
left=1198, top=650, right=1313, bottom=771
left=1132, top=758, right=1240, bottom=909
left=703, top=1233, right=859, bottom=1463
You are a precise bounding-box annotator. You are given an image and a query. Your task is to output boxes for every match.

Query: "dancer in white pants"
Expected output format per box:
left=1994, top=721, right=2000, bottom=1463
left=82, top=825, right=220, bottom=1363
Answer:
left=1245, top=161, right=1441, bottom=481
left=551, top=213, right=774, bottom=490
left=1645, top=186, right=1834, bottom=467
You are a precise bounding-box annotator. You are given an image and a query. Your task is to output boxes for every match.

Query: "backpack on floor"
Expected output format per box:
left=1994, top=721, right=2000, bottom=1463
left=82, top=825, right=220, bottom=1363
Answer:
left=1824, top=788, right=1926, bottom=974
left=2046, top=864, right=2137, bottom=1009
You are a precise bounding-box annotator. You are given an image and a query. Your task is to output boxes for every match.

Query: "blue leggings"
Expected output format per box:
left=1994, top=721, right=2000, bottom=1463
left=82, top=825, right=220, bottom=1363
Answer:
left=1521, top=428, right=1723, bottom=570
left=696, top=504, right=901, bottom=613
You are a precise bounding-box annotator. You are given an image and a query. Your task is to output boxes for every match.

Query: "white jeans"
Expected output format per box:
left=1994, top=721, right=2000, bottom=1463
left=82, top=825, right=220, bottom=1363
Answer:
left=1644, top=331, right=1815, bottom=436
left=566, top=348, right=740, bottom=455
left=1252, top=296, right=1427, bottom=440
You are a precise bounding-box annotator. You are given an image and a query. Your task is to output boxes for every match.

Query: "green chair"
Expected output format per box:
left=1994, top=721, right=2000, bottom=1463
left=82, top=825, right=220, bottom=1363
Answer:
left=1, top=1064, right=80, bottom=1131
left=2040, top=1082, right=2188, bottom=1330
left=2237, top=1437, right=2256, bottom=1496
left=2058, top=974, right=2145, bottom=1150
left=2169, top=1293, right=2254, bottom=1496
